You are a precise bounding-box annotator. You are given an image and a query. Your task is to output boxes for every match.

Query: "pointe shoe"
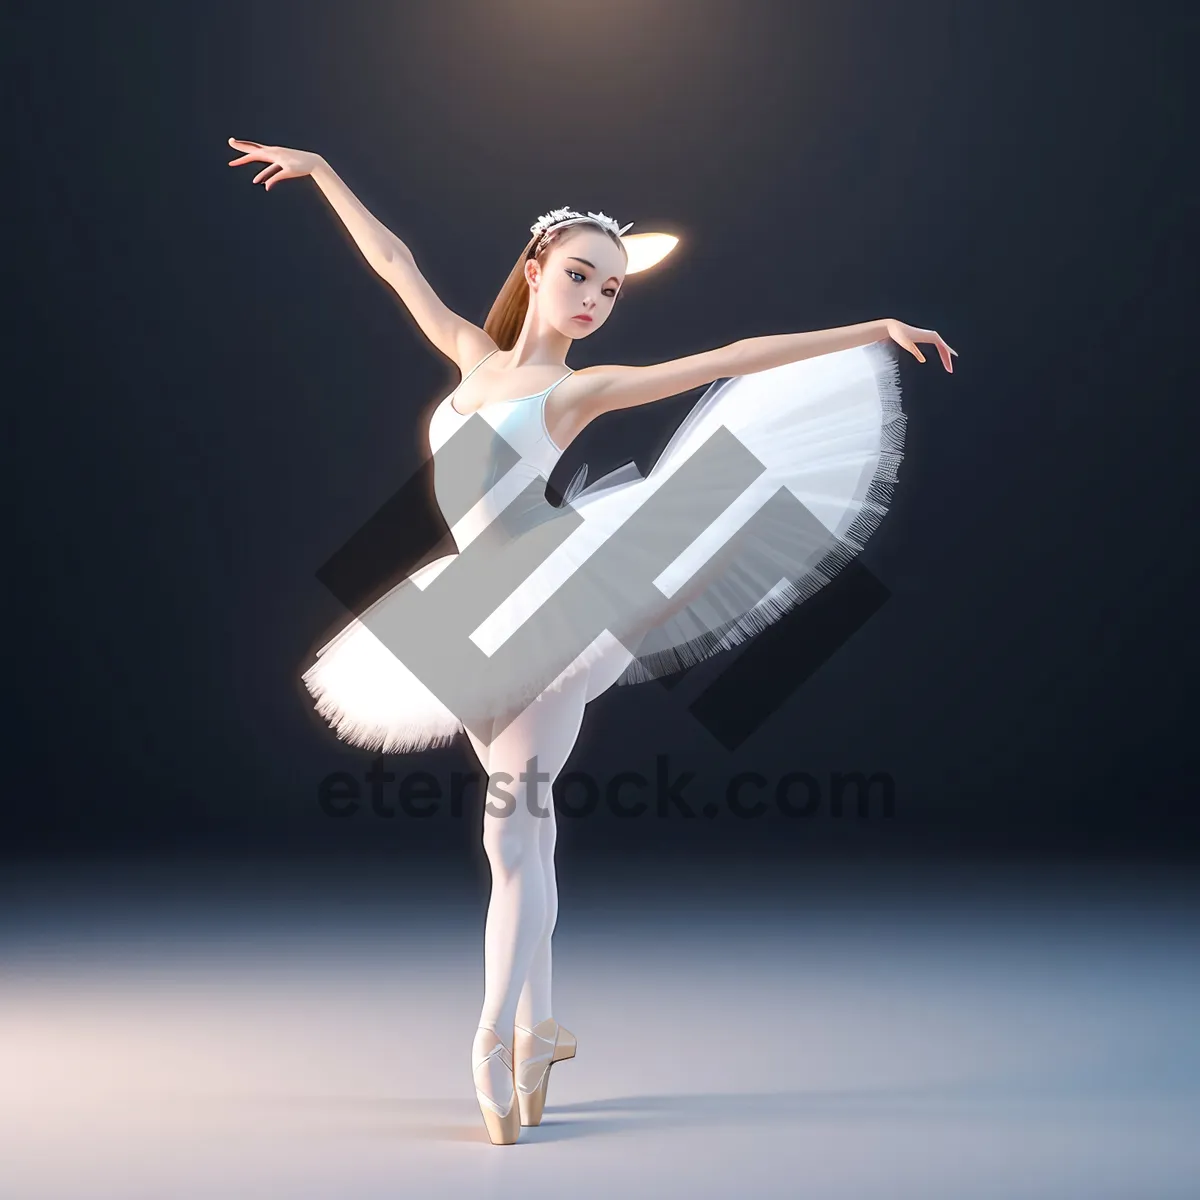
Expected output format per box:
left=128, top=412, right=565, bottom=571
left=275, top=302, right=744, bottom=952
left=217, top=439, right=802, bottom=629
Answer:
left=472, top=1028, right=520, bottom=1145
left=514, top=1018, right=577, bottom=1126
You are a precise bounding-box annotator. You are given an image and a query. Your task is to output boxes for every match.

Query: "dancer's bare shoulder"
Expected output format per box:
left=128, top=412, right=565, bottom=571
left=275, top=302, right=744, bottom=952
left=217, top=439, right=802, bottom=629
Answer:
left=450, top=326, right=500, bottom=375
left=553, top=344, right=746, bottom=435
left=545, top=346, right=730, bottom=451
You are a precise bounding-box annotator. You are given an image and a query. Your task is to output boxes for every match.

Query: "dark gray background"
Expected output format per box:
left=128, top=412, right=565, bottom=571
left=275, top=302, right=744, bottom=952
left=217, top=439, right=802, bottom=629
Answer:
left=6, top=0, right=1195, bottom=866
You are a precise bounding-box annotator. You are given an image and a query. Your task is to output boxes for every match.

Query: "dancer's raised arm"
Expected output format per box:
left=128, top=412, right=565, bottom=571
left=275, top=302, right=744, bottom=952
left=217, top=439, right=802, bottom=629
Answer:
left=573, top=319, right=956, bottom=422
left=227, top=138, right=489, bottom=367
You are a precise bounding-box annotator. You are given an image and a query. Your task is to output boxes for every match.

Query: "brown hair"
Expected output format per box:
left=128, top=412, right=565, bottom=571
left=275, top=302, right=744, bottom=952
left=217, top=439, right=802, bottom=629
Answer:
left=483, top=222, right=628, bottom=351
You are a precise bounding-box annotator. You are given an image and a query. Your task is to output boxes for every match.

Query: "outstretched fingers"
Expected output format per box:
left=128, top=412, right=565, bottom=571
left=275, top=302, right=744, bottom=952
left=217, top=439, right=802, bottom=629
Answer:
left=933, top=334, right=957, bottom=373
left=227, top=138, right=268, bottom=168
left=227, top=138, right=298, bottom=190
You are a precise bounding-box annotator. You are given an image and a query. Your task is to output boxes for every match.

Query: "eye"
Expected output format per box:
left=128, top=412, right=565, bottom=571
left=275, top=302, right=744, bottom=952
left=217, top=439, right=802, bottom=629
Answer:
left=565, top=268, right=618, bottom=299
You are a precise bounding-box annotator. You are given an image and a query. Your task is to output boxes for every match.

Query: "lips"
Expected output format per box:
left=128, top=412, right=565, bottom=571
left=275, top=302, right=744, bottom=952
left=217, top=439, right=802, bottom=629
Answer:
left=573, top=314, right=593, bottom=323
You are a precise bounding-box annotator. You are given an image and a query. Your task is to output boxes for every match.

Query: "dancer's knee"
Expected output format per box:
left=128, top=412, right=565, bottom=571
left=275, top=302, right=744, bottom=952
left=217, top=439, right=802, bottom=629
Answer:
left=481, top=815, right=539, bottom=877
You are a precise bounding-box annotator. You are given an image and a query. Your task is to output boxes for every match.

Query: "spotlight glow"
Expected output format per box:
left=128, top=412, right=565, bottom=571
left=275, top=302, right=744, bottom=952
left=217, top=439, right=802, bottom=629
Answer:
left=621, top=232, right=679, bottom=274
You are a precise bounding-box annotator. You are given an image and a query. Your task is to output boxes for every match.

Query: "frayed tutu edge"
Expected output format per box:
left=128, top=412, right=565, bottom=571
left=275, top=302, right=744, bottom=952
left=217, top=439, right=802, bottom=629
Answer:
left=301, top=616, right=631, bottom=754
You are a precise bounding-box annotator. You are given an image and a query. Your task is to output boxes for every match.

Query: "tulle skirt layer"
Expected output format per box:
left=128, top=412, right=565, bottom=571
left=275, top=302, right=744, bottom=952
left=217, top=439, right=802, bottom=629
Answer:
left=302, top=342, right=905, bottom=752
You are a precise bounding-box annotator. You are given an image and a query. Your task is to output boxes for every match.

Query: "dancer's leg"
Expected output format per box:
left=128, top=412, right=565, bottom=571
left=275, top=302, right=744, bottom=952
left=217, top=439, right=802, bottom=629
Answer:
left=465, top=670, right=590, bottom=1109
left=515, top=646, right=633, bottom=1027
left=515, top=798, right=558, bottom=1030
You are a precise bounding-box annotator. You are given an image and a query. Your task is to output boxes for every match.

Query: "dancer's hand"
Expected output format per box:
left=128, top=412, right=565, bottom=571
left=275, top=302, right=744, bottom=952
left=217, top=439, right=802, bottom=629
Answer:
left=226, top=138, right=324, bottom=191
left=885, top=320, right=957, bottom=373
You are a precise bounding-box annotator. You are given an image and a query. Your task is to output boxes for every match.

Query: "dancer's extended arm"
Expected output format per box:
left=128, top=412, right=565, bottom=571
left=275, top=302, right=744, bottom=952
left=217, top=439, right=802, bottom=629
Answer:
left=310, top=160, right=491, bottom=366
left=227, top=138, right=490, bottom=368
left=574, top=319, right=957, bottom=420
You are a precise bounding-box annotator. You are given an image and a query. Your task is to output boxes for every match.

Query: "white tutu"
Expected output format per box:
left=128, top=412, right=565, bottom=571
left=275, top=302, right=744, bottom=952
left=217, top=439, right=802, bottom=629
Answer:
left=302, top=341, right=905, bottom=752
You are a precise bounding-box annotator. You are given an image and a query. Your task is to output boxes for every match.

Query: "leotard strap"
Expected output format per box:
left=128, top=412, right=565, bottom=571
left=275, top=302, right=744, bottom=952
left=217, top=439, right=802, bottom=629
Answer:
left=460, top=348, right=500, bottom=384
left=541, top=368, right=574, bottom=454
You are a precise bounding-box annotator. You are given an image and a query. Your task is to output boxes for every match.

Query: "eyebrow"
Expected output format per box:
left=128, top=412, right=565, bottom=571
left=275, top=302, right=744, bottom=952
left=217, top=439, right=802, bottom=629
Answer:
left=567, top=256, right=621, bottom=284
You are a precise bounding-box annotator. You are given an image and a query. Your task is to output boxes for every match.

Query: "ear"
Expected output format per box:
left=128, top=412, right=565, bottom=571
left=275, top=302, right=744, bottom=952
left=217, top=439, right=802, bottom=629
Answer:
left=524, top=258, right=540, bottom=288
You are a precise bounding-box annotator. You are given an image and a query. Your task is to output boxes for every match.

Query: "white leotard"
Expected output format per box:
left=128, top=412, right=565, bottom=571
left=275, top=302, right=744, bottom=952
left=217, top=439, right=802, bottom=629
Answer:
left=427, top=349, right=573, bottom=552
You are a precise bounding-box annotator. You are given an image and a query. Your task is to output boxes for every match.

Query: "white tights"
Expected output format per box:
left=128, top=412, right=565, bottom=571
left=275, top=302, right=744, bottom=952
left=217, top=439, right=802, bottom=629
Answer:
left=465, top=667, right=589, bottom=1084
left=464, top=645, right=633, bottom=1104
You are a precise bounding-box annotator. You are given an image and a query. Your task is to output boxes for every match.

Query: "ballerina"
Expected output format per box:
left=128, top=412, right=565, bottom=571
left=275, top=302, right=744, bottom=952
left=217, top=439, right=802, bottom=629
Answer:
left=227, top=136, right=956, bottom=1145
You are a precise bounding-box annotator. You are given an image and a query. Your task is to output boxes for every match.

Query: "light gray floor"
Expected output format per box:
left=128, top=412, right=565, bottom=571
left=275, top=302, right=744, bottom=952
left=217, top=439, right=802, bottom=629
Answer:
left=2, top=858, right=1197, bottom=1198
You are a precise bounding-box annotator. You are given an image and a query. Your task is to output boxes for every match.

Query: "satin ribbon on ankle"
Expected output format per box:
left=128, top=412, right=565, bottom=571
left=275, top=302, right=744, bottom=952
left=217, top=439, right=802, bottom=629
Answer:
left=514, top=1022, right=557, bottom=1094
left=473, top=1038, right=515, bottom=1117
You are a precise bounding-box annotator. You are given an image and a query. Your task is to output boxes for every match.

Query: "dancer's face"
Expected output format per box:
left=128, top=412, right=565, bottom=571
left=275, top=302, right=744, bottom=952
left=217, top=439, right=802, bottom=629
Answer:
left=526, top=228, right=626, bottom=339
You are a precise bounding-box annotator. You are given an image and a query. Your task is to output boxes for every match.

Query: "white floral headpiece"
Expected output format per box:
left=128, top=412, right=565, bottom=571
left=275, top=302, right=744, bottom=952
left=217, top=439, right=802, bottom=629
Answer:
left=530, top=207, right=634, bottom=248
